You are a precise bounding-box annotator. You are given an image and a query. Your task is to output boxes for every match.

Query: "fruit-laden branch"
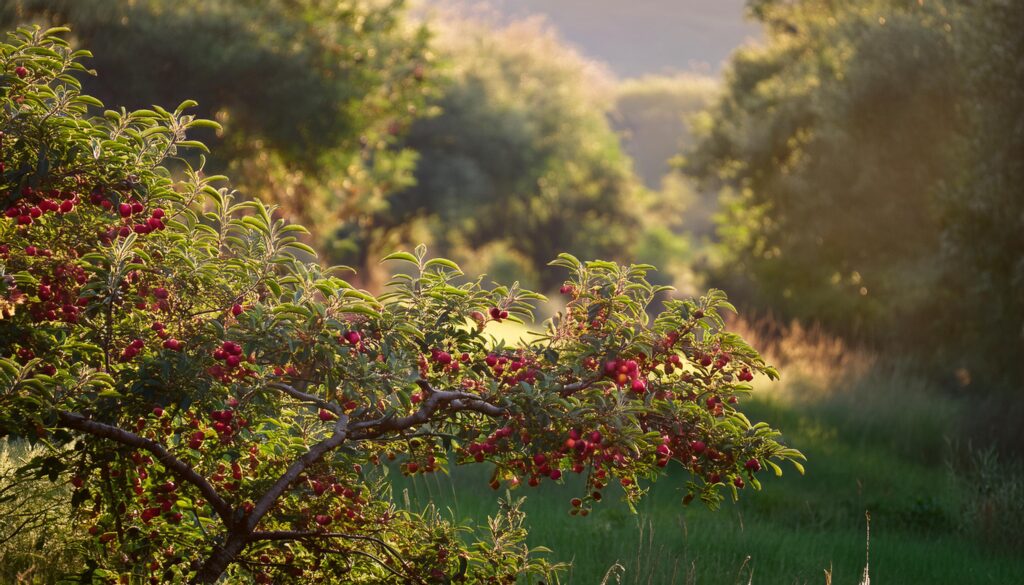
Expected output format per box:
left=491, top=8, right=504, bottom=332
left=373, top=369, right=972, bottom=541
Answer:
left=311, top=544, right=419, bottom=583
left=557, top=377, right=599, bottom=397
left=257, top=531, right=424, bottom=584
left=56, top=411, right=233, bottom=525
left=267, top=381, right=344, bottom=416
left=347, top=380, right=506, bottom=440
left=193, top=414, right=352, bottom=583
left=245, top=414, right=350, bottom=532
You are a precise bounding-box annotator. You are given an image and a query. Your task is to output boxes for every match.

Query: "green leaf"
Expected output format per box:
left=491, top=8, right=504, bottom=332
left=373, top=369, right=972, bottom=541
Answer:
left=177, top=140, right=209, bottom=153
left=424, top=258, right=461, bottom=272
left=381, top=251, right=418, bottom=264
left=283, top=241, right=317, bottom=256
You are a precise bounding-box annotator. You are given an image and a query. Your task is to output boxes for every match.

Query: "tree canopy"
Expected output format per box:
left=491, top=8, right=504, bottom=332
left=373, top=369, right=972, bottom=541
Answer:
left=683, top=0, right=1024, bottom=380
left=0, top=26, right=800, bottom=583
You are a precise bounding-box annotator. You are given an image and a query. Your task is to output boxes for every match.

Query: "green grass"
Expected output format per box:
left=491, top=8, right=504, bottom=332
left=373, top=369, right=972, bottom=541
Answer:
left=391, top=372, right=1024, bottom=585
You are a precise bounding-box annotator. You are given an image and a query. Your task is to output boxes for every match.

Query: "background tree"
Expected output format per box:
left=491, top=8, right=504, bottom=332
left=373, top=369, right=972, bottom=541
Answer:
left=686, top=0, right=960, bottom=333
left=351, top=17, right=646, bottom=291
left=1, top=0, right=435, bottom=267
left=934, top=0, right=1024, bottom=382
left=0, top=27, right=800, bottom=583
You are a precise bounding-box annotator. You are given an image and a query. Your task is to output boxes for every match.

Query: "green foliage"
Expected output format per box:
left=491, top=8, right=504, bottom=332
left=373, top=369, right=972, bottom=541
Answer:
left=0, top=26, right=798, bottom=583
left=355, top=18, right=644, bottom=290
left=0, top=439, right=86, bottom=583
left=684, top=0, right=1024, bottom=382
left=933, top=0, right=1024, bottom=378
left=2, top=0, right=435, bottom=255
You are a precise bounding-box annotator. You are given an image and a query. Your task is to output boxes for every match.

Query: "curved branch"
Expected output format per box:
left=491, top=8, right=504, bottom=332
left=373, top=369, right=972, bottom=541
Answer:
left=318, top=546, right=417, bottom=583
left=557, top=375, right=602, bottom=397
left=56, top=411, right=233, bottom=526
left=348, top=383, right=506, bottom=440
left=449, top=398, right=506, bottom=417
left=253, top=531, right=424, bottom=583
left=245, top=414, right=349, bottom=532
left=267, top=381, right=343, bottom=416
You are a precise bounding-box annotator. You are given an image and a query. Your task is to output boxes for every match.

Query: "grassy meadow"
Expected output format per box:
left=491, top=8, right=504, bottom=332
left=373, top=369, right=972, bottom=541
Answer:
left=390, top=320, right=1024, bottom=584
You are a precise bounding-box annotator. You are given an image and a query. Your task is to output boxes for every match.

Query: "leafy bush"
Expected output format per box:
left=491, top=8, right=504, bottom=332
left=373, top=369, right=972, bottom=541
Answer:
left=0, top=26, right=801, bottom=583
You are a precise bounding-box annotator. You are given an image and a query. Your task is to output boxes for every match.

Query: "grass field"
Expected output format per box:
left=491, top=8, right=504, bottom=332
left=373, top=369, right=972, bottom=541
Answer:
left=3, top=320, right=1022, bottom=584
left=391, top=320, right=1024, bottom=584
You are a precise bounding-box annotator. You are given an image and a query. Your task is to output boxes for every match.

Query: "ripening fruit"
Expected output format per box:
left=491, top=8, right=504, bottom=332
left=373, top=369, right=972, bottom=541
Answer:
left=318, top=409, right=337, bottom=422
left=745, top=458, right=762, bottom=472
left=14, top=66, right=28, bottom=78
left=231, top=303, right=244, bottom=316
left=689, top=440, right=706, bottom=454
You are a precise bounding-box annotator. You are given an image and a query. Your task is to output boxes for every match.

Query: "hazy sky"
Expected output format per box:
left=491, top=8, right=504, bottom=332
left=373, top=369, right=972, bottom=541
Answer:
left=427, top=0, right=762, bottom=77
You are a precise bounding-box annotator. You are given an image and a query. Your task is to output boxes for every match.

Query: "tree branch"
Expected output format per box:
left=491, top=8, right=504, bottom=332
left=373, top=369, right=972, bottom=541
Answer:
left=449, top=398, right=506, bottom=417
left=245, top=414, right=349, bottom=532
left=267, top=381, right=343, bottom=416
left=347, top=382, right=506, bottom=440
left=56, top=411, right=233, bottom=526
left=557, top=376, right=600, bottom=397
left=317, top=546, right=416, bottom=582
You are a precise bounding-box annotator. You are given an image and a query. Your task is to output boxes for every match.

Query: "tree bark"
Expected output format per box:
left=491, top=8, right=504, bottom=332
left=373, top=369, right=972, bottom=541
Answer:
left=192, top=531, right=249, bottom=584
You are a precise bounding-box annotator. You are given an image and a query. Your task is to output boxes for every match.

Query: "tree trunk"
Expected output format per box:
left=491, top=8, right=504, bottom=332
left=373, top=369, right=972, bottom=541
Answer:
left=192, top=532, right=248, bottom=584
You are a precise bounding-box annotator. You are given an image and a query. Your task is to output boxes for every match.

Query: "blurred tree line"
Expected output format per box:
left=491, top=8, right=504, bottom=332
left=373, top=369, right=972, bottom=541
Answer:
left=2, top=0, right=434, bottom=270
left=4, top=0, right=1020, bottom=390
left=2, top=0, right=662, bottom=291
left=683, top=0, right=1024, bottom=388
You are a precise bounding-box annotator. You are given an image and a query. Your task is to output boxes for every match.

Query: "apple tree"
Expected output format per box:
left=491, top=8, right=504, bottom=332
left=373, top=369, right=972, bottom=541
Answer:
left=0, top=27, right=804, bottom=584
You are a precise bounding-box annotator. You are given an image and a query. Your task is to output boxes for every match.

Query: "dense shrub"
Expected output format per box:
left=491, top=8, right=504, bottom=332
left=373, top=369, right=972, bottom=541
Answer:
left=0, top=27, right=800, bottom=583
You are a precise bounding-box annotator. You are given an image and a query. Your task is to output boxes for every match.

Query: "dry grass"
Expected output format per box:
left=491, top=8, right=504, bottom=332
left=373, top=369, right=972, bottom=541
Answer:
left=726, top=316, right=874, bottom=401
